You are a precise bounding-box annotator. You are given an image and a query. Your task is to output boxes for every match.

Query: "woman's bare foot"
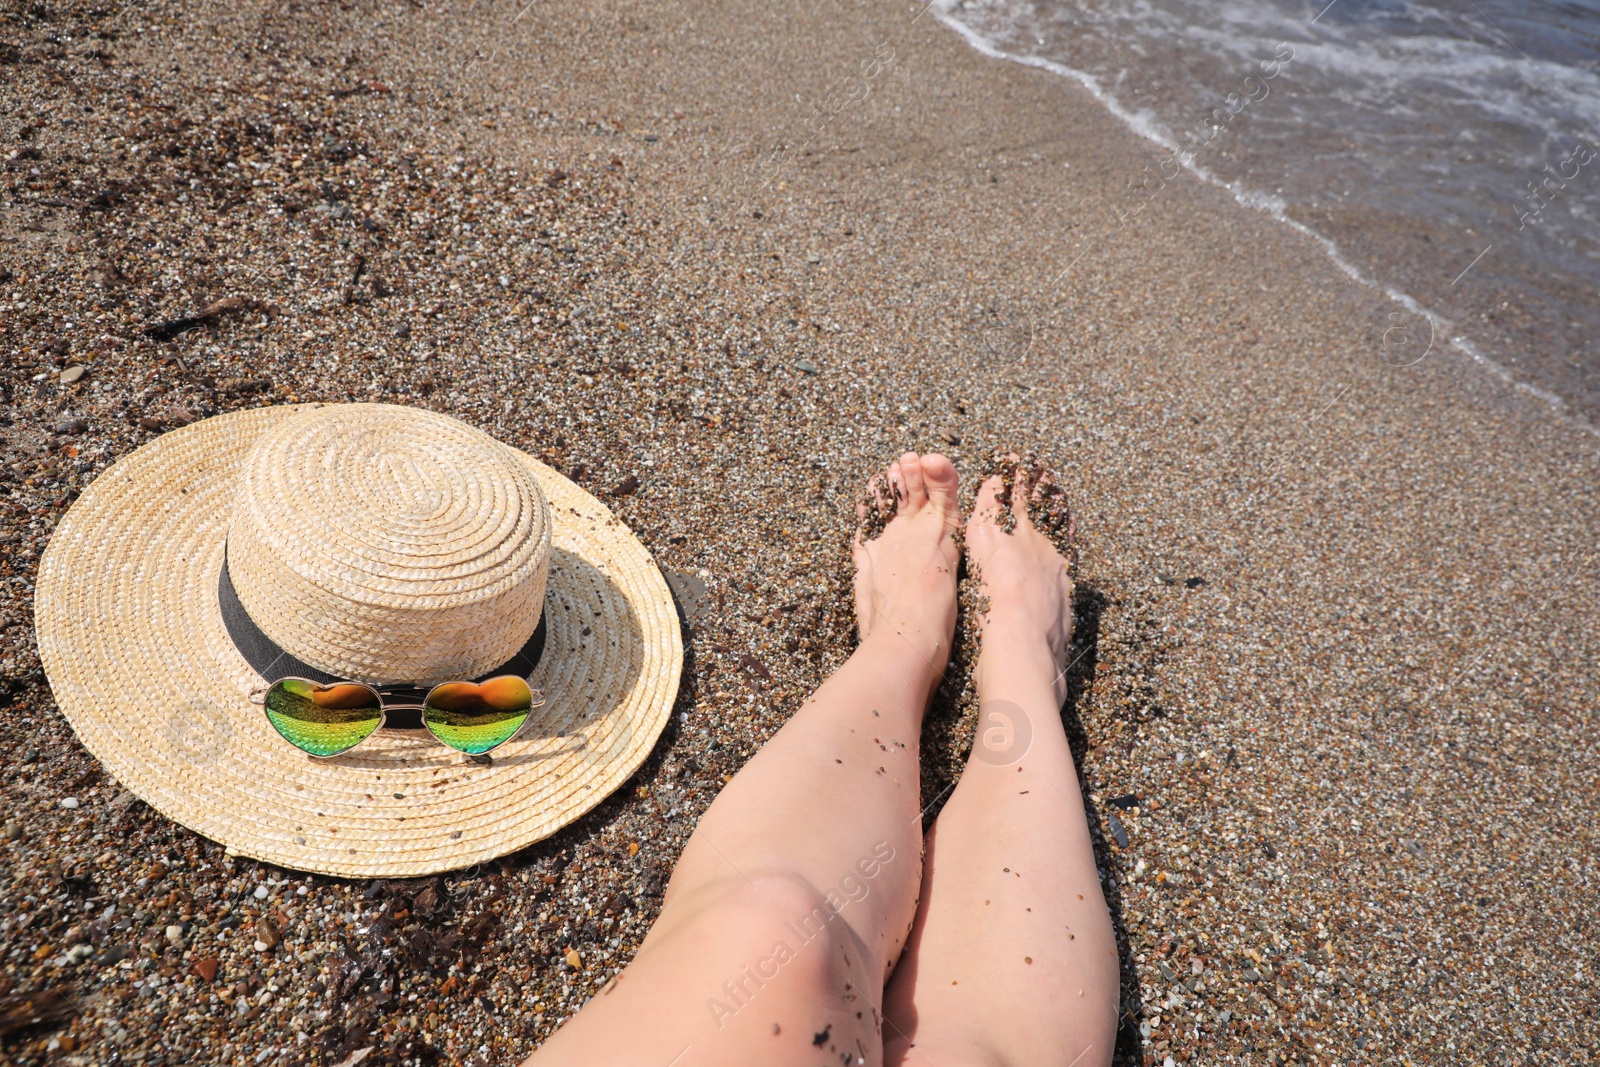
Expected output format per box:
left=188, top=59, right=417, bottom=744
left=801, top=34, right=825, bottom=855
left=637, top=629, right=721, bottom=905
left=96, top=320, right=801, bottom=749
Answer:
left=852, top=451, right=962, bottom=674
left=884, top=459, right=1116, bottom=1067
left=966, top=455, right=1076, bottom=704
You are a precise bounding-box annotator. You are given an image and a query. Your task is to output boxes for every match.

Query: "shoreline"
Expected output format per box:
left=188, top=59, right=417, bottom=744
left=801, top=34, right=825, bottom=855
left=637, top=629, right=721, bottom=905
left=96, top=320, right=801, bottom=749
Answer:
left=1, top=0, right=1596, bottom=1064
left=934, top=2, right=1593, bottom=441
left=930, top=1, right=1600, bottom=438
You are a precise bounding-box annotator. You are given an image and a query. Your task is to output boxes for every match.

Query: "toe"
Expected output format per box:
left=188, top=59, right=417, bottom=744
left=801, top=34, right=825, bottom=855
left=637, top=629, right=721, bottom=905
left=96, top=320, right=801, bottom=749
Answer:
left=920, top=454, right=959, bottom=517
left=1031, top=469, right=1077, bottom=544
left=897, top=451, right=927, bottom=507
left=969, top=472, right=1006, bottom=535
left=856, top=471, right=898, bottom=546
left=871, top=469, right=894, bottom=512
left=1009, top=464, right=1036, bottom=530
left=887, top=460, right=906, bottom=503
left=1030, top=467, right=1051, bottom=501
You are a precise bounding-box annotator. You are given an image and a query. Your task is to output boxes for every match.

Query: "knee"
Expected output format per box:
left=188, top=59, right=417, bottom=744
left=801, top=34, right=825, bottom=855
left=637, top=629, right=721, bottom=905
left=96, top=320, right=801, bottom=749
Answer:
left=631, top=869, right=861, bottom=1037
left=709, top=869, right=860, bottom=953
left=730, top=868, right=837, bottom=915
left=659, top=868, right=867, bottom=980
left=659, top=870, right=857, bottom=940
left=884, top=1035, right=1013, bottom=1067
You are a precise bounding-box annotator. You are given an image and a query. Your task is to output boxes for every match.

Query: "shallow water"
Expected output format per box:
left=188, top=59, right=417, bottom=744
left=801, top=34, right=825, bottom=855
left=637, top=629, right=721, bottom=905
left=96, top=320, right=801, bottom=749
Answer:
left=935, top=0, right=1600, bottom=429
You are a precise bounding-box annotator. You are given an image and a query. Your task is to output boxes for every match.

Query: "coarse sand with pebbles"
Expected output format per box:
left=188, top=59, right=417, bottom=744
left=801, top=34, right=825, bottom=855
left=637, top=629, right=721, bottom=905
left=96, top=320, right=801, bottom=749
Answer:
left=1, top=1, right=1597, bottom=1065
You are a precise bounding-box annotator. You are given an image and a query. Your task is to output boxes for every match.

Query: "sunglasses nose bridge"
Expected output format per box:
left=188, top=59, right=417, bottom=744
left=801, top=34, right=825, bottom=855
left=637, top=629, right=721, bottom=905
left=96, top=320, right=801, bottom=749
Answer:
left=374, top=683, right=434, bottom=709
left=264, top=678, right=539, bottom=756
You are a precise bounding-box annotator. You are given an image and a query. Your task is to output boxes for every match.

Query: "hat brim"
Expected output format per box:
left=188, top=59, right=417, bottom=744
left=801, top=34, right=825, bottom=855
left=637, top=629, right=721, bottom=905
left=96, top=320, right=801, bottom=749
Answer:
left=34, top=404, right=683, bottom=877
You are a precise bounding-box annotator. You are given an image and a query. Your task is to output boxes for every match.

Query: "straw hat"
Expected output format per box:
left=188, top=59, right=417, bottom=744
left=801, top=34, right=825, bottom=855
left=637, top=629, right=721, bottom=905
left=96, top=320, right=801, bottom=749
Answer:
left=34, top=403, right=683, bottom=877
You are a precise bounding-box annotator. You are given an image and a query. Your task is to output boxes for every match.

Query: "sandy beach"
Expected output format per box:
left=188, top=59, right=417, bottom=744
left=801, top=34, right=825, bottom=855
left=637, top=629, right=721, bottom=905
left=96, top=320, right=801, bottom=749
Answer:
left=2, top=0, right=1597, bottom=1064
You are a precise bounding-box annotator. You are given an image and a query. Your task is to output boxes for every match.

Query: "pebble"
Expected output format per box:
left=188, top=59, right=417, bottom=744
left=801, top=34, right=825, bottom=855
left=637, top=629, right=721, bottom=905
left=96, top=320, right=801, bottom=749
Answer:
left=96, top=944, right=130, bottom=966
left=663, top=569, right=712, bottom=625
left=58, top=366, right=86, bottom=384
left=1106, top=810, right=1129, bottom=848
left=52, top=416, right=89, bottom=434
left=3, top=821, right=22, bottom=841
left=165, top=924, right=185, bottom=944
left=59, top=797, right=80, bottom=810
left=564, top=948, right=582, bottom=969
left=253, top=884, right=269, bottom=900
left=795, top=359, right=818, bottom=374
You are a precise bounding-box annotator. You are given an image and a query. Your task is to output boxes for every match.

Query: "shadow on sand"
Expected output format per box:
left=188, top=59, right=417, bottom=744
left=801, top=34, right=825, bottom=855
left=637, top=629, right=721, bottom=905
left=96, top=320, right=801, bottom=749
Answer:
left=1062, top=583, right=1147, bottom=1067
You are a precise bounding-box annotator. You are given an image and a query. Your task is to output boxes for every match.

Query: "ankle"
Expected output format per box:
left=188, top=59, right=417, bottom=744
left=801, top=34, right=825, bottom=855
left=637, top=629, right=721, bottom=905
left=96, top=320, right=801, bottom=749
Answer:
left=857, top=629, right=951, bottom=692
left=979, top=616, right=1056, bottom=661
left=975, top=622, right=1063, bottom=701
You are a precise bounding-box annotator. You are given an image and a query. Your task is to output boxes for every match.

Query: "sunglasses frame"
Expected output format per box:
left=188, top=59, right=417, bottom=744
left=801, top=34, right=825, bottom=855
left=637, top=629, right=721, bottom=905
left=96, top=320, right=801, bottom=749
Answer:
left=258, top=675, right=546, bottom=763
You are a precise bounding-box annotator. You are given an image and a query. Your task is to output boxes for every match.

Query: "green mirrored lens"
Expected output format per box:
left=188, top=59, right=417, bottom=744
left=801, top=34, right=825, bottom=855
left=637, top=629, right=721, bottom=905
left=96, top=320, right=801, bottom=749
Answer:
left=264, top=679, right=383, bottom=757
left=423, top=676, right=535, bottom=754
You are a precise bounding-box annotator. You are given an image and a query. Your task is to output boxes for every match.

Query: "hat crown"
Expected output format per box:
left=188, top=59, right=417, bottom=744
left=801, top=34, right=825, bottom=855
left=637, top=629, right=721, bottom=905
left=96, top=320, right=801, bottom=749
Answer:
left=227, top=404, right=551, bottom=684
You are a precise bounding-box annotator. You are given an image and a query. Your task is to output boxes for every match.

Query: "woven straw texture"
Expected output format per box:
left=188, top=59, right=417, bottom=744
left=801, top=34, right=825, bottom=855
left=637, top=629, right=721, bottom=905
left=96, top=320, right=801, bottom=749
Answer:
left=34, top=404, right=683, bottom=877
left=228, top=405, right=552, bottom=684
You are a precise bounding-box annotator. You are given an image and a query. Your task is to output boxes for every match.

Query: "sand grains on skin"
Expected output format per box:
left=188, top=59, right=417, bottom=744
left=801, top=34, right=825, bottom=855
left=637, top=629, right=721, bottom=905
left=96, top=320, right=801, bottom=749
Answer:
left=851, top=452, right=962, bottom=668
left=967, top=453, right=1078, bottom=701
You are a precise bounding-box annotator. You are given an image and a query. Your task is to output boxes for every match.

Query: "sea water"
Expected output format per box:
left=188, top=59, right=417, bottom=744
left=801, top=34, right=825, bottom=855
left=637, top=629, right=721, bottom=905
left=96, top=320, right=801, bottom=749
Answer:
left=934, top=0, right=1600, bottom=430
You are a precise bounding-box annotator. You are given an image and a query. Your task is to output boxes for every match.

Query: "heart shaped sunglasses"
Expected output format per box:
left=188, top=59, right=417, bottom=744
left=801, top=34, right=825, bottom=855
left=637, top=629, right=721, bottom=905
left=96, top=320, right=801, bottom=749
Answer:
left=261, top=676, right=544, bottom=760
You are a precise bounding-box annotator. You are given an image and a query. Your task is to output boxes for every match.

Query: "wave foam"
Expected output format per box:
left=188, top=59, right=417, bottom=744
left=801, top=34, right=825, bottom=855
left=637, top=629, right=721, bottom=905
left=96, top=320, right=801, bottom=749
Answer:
left=929, top=0, right=1598, bottom=438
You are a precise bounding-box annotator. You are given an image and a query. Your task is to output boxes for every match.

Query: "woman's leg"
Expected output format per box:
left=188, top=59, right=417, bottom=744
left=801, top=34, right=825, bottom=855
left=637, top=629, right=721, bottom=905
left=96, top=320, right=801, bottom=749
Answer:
left=524, top=453, right=961, bottom=1067
left=883, top=463, right=1120, bottom=1067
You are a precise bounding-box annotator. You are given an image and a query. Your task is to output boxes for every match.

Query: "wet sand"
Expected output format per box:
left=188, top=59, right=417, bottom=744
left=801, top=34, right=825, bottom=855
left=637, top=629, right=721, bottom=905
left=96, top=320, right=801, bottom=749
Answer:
left=1, top=1, right=1596, bottom=1064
